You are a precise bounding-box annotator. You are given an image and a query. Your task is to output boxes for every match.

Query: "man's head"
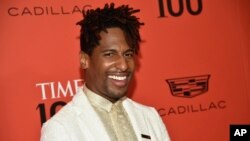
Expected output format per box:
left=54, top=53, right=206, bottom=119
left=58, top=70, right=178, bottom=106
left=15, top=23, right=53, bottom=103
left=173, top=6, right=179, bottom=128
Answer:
left=77, top=3, right=144, bottom=102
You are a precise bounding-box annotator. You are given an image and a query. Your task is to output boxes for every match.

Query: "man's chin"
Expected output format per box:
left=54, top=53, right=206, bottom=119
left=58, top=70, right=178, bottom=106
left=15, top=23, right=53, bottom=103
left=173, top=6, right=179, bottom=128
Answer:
left=108, top=89, right=128, bottom=100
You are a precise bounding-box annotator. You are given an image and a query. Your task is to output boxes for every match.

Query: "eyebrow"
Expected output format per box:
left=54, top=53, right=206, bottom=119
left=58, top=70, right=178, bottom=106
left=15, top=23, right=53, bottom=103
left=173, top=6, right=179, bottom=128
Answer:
left=101, top=48, right=135, bottom=53
left=125, top=48, right=135, bottom=53
left=101, top=49, right=117, bottom=53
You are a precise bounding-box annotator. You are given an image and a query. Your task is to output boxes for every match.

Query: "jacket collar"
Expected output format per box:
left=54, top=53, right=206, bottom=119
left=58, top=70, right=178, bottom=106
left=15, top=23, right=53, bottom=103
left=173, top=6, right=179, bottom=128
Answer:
left=71, top=87, right=149, bottom=141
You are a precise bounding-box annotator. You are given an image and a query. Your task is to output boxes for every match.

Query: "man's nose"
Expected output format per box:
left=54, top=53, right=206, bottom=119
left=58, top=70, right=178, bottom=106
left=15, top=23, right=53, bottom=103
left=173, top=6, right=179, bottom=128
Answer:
left=115, top=56, right=128, bottom=71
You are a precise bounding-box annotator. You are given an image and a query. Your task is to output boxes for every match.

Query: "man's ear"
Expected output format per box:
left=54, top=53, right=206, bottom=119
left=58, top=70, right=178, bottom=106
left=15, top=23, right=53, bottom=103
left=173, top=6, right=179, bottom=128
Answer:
left=80, top=51, right=89, bottom=69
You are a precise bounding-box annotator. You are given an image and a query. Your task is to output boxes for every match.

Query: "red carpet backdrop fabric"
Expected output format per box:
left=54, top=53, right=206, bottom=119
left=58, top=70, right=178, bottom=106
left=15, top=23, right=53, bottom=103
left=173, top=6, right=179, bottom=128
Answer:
left=0, top=0, right=249, bottom=141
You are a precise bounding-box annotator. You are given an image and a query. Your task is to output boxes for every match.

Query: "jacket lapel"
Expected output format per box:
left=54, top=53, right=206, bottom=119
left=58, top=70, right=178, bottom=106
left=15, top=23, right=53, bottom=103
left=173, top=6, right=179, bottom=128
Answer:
left=123, top=99, right=150, bottom=141
left=71, top=88, right=111, bottom=141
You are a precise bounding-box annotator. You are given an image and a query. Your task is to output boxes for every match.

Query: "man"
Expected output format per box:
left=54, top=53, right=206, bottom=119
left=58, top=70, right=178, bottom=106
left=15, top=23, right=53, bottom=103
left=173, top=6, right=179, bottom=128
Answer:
left=41, top=3, right=170, bottom=141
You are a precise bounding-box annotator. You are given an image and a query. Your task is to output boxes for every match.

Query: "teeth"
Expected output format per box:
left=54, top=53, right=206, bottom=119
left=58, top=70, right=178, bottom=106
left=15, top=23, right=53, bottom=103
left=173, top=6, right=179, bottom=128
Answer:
left=108, top=75, right=127, bottom=80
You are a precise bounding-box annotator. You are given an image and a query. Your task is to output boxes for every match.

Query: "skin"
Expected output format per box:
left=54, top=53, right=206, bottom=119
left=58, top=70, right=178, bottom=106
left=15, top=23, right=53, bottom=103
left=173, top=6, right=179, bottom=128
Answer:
left=81, top=27, right=136, bottom=103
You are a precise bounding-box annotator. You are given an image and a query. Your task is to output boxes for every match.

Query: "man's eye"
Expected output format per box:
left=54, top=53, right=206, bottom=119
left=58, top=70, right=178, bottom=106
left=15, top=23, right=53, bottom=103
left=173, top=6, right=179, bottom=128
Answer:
left=104, top=52, right=114, bottom=57
left=124, top=52, right=134, bottom=58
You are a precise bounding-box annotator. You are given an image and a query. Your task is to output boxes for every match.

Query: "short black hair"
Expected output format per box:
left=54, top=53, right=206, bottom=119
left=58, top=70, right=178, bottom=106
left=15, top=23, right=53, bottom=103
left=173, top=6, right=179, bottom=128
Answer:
left=76, top=3, right=144, bottom=55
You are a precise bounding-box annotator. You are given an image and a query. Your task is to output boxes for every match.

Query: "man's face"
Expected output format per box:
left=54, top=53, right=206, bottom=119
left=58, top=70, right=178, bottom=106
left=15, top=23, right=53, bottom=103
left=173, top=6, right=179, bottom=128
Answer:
left=83, top=27, right=136, bottom=102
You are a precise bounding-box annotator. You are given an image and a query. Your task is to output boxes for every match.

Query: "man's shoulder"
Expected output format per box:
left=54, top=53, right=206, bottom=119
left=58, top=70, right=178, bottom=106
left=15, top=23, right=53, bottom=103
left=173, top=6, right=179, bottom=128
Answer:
left=125, top=98, right=156, bottom=113
left=43, top=101, right=76, bottom=125
left=44, top=87, right=86, bottom=124
left=124, top=98, right=163, bottom=128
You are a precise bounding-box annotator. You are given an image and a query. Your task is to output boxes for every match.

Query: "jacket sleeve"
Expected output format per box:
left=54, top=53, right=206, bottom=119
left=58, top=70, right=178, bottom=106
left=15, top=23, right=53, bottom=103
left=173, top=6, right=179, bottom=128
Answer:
left=40, top=120, right=70, bottom=141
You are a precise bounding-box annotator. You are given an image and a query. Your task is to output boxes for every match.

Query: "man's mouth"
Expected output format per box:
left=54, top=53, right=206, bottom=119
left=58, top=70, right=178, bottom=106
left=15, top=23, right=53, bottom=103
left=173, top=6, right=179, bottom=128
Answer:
left=108, top=74, right=129, bottom=87
left=108, top=75, right=127, bottom=80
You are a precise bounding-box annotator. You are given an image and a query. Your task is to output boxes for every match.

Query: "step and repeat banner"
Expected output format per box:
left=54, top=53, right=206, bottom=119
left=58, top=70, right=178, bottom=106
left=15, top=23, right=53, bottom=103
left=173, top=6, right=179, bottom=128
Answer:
left=1, top=0, right=249, bottom=141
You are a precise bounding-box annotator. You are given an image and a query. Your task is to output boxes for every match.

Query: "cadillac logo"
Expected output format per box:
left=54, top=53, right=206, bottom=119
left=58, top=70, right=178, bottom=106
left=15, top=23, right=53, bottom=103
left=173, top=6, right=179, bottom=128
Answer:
left=166, top=75, right=210, bottom=98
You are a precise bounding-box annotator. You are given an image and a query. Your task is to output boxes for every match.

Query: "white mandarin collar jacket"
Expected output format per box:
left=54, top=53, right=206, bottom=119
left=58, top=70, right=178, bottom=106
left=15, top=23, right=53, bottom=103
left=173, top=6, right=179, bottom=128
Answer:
left=41, top=88, right=171, bottom=141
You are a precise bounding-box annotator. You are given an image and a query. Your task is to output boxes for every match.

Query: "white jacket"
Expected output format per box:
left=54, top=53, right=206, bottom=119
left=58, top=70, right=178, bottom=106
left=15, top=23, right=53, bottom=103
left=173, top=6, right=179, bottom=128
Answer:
left=41, top=88, right=171, bottom=141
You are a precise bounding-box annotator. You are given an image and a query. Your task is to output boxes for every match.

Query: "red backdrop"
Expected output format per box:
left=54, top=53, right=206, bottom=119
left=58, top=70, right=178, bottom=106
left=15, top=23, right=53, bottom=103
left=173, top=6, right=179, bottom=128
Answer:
left=1, top=0, right=249, bottom=141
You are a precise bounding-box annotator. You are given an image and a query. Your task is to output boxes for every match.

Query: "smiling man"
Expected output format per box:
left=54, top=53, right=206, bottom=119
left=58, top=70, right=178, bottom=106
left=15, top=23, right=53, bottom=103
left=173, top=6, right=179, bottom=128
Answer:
left=41, top=3, right=170, bottom=141
left=82, top=27, right=136, bottom=102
